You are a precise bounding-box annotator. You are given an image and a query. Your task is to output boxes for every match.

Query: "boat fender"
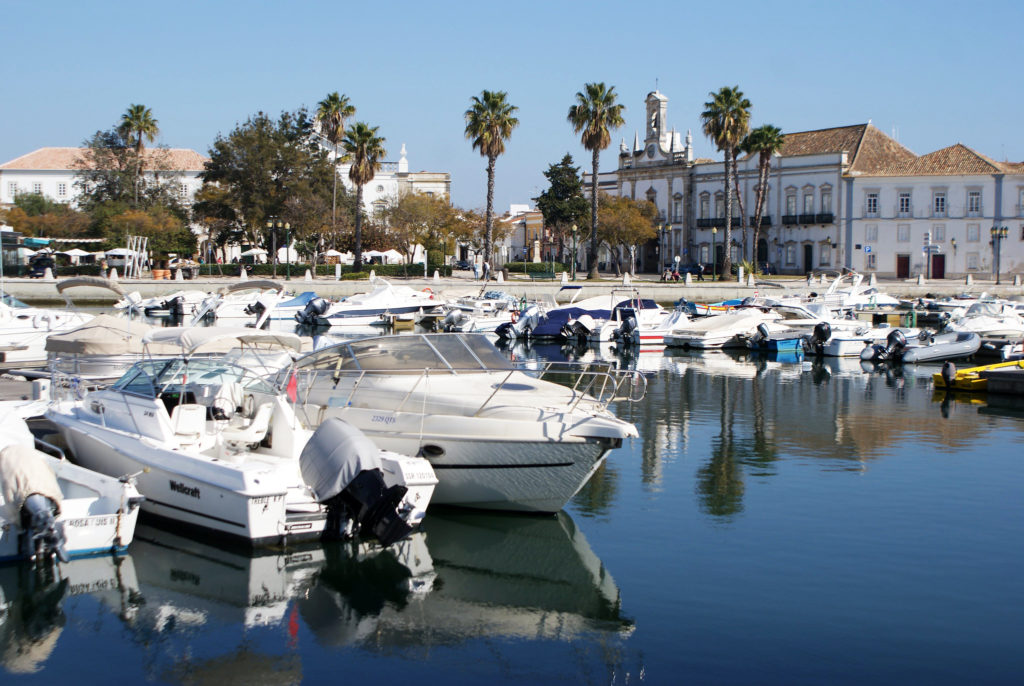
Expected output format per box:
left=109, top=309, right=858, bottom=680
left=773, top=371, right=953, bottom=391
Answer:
left=421, top=287, right=434, bottom=299
left=940, top=361, right=957, bottom=388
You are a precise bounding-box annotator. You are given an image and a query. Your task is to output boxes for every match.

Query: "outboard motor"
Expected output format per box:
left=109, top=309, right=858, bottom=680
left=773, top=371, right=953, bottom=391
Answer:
left=861, top=328, right=907, bottom=362
left=166, top=295, right=186, bottom=319
left=442, top=309, right=463, bottom=333
left=0, top=445, right=68, bottom=564
left=295, top=297, right=330, bottom=326
left=751, top=322, right=771, bottom=347
left=940, top=361, right=957, bottom=388
left=21, top=494, right=68, bottom=564
left=806, top=321, right=831, bottom=356
left=300, top=419, right=413, bottom=547
left=243, top=300, right=266, bottom=317
left=614, top=314, right=639, bottom=346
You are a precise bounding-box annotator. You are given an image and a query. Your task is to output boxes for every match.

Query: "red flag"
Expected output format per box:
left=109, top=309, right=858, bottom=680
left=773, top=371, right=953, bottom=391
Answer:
left=286, top=370, right=298, bottom=403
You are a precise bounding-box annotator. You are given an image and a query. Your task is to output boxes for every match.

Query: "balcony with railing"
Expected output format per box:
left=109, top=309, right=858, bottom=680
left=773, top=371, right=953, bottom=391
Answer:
left=782, top=215, right=799, bottom=226
left=749, top=215, right=771, bottom=227
left=815, top=213, right=834, bottom=224
left=798, top=213, right=817, bottom=224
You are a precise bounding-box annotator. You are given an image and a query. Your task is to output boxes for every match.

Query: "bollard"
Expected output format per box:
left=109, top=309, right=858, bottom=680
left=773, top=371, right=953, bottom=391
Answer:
left=109, top=268, right=118, bottom=281
left=433, top=270, right=440, bottom=283
left=496, top=270, right=504, bottom=283
left=684, top=272, right=692, bottom=285
left=304, top=269, right=313, bottom=282
left=820, top=273, right=827, bottom=285
left=738, top=266, right=744, bottom=283
left=622, top=272, right=631, bottom=285
left=1014, top=274, right=1021, bottom=286
left=965, top=274, right=973, bottom=286
left=917, top=274, right=925, bottom=285
left=239, top=268, right=248, bottom=281
left=335, top=263, right=341, bottom=281
left=807, top=273, right=814, bottom=287
left=747, top=273, right=755, bottom=287
left=43, top=267, right=55, bottom=281
left=869, top=273, right=877, bottom=286
left=369, top=269, right=376, bottom=280
left=175, top=268, right=184, bottom=281
left=561, top=271, right=568, bottom=285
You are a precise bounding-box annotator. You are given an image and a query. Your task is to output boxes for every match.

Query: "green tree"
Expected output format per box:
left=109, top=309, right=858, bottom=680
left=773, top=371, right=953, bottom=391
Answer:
left=342, top=122, right=386, bottom=271
left=105, top=207, right=196, bottom=258
left=2, top=199, right=91, bottom=239
left=568, top=83, right=625, bottom=279
left=119, top=104, right=159, bottom=206
left=597, top=194, right=657, bottom=276
left=742, top=124, right=785, bottom=273
left=315, top=92, right=356, bottom=237
left=202, top=108, right=335, bottom=250
left=464, top=90, right=519, bottom=268
left=534, top=154, right=588, bottom=264
left=701, top=86, right=751, bottom=280
left=75, top=128, right=183, bottom=215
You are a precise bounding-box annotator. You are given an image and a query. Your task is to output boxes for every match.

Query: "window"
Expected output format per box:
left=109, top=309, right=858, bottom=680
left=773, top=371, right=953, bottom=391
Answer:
left=897, top=224, right=910, bottom=242
left=967, top=223, right=980, bottom=242
left=866, top=253, right=877, bottom=270
left=866, top=192, right=878, bottom=217
left=803, top=194, right=814, bottom=214
left=32, top=182, right=42, bottom=194
left=898, top=192, right=912, bottom=216
left=673, top=196, right=682, bottom=222
left=785, top=244, right=796, bottom=265
left=967, top=252, right=979, bottom=270
left=57, top=182, right=67, bottom=197
left=865, top=224, right=878, bottom=242
left=786, top=194, right=796, bottom=215
left=715, top=196, right=724, bottom=218
left=700, top=245, right=709, bottom=262
left=1019, top=188, right=1024, bottom=217
left=821, top=190, right=832, bottom=213
left=967, top=190, right=982, bottom=216
left=932, top=224, right=945, bottom=242
left=179, top=183, right=188, bottom=198
left=7, top=182, right=16, bottom=198
left=933, top=192, right=946, bottom=217
left=820, top=243, right=831, bottom=266
left=699, top=195, right=709, bottom=219
left=376, top=185, right=384, bottom=193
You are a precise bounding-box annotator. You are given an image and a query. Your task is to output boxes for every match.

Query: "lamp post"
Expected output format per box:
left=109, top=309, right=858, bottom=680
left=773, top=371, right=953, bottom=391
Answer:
left=712, top=226, right=718, bottom=281
left=285, top=222, right=291, bottom=280
left=991, top=225, right=1008, bottom=284
left=571, top=224, right=577, bottom=281
left=266, top=218, right=277, bottom=278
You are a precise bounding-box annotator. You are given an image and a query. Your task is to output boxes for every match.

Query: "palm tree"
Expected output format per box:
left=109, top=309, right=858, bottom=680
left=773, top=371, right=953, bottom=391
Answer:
left=743, top=124, right=784, bottom=274
left=568, top=82, right=625, bottom=279
left=464, top=90, right=518, bottom=270
left=700, top=86, right=751, bottom=280
left=342, top=122, right=386, bottom=271
left=119, top=104, right=159, bottom=206
left=315, top=92, right=356, bottom=236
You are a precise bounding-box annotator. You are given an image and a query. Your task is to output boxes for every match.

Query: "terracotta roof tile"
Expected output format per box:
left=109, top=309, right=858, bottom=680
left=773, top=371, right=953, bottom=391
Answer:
left=0, top=146, right=209, bottom=171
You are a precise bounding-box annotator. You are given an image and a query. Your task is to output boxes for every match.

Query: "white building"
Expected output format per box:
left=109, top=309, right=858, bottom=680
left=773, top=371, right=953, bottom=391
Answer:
left=323, top=142, right=451, bottom=215
left=0, top=147, right=207, bottom=207
left=589, top=91, right=1024, bottom=279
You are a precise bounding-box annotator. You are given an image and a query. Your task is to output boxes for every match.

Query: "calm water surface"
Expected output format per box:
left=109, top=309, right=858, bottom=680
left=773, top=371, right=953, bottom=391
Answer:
left=4, top=338, right=1023, bottom=685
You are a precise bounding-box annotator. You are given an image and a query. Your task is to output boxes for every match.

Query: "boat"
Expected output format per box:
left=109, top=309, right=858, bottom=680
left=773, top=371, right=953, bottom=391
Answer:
left=45, top=328, right=437, bottom=548
left=0, top=409, right=142, bottom=564
left=440, top=290, right=523, bottom=333
left=0, top=287, right=93, bottom=366
left=115, top=289, right=209, bottom=318
left=190, top=280, right=287, bottom=326
left=932, top=358, right=1024, bottom=392
left=860, top=329, right=982, bottom=364
left=561, top=290, right=676, bottom=346
left=44, top=314, right=176, bottom=383
left=745, top=322, right=805, bottom=353
left=264, top=290, right=320, bottom=320
left=294, top=278, right=441, bottom=327
left=282, top=332, right=644, bottom=512
left=945, top=301, right=1024, bottom=338
left=664, top=308, right=784, bottom=349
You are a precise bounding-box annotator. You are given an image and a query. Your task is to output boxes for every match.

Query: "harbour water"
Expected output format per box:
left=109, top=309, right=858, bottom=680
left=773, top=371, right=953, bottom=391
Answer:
left=3, top=341, right=1024, bottom=684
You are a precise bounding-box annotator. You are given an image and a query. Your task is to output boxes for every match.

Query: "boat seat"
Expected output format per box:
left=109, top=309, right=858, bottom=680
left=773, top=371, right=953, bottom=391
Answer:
left=170, top=404, right=207, bottom=448
left=221, top=402, right=273, bottom=447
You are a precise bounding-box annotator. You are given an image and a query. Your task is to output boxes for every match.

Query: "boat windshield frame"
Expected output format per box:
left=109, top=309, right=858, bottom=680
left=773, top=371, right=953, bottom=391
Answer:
left=293, top=333, right=515, bottom=375
left=111, top=357, right=277, bottom=399
left=1, top=291, right=30, bottom=308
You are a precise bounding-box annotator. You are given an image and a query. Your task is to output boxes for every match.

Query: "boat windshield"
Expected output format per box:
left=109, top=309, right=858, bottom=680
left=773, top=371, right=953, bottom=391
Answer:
left=1, top=291, right=30, bottom=308
left=293, top=333, right=514, bottom=374
left=112, top=357, right=277, bottom=398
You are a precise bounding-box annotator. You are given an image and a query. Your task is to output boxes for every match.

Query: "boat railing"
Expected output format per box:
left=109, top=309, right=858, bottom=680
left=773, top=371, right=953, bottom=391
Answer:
left=532, top=361, right=648, bottom=406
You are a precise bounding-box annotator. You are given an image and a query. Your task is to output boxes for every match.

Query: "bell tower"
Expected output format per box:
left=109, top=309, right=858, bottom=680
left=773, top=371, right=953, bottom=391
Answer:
left=645, top=91, right=668, bottom=144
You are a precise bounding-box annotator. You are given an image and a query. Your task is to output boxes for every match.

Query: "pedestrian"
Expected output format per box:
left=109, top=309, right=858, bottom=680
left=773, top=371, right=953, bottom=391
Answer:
left=473, top=263, right=479, bottom=279
left=482, top=261, right=490, bottom=280
left=661, top=268, right=671, bottom=281
left=672, top=268, right=680, bottom=282
left=696, top=262, right=705, bottom=281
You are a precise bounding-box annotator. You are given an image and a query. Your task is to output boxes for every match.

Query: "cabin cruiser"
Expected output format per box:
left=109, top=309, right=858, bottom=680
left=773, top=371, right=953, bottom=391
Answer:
left=280, top=333, right=644, bottom=512
left=440, top=290, right=522, bottom=333
left=944, top=301, right=1024, bottom=338
left=560, top=290, right=677, bottom=346
left=295, top=278, right=441, bottom=327
left=0, top=287, right=93, bottom=365
left=496, top=286, right=659, bottom=342
left=0, top=409, right=142, bottom=564
left=46, top=328, right=437, bottom=548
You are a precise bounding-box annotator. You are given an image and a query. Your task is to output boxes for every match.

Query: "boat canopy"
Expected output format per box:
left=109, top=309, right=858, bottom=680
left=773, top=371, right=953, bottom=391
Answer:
left=217, top=279, right=284, bottom=295
left=55, top=276, right=126, bottom=297
left=43, top=314, right=177, bottom=355
left=293, top=333, right=514, bottom=374
left=142, top=327, right=304, bottom=354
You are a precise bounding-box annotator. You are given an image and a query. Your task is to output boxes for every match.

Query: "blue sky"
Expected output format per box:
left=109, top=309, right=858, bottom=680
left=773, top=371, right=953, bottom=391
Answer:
left=5, top=0, right=1022, bottom=212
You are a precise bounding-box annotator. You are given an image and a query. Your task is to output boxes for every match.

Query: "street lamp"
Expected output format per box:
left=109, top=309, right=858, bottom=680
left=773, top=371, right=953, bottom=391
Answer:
left=285, top=223, right=291, bottom=280
left=991, top=225, right=1008, bottom=284
left=266, top=219, right=290, bottom=280
left=711, top=226, right=718, bottom=281
left=571, top=224, right=577, bottom=281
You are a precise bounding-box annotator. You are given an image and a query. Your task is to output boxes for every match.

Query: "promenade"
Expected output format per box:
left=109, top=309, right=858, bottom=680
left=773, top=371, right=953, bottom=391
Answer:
left=3, top=269, right=1022, bottom=305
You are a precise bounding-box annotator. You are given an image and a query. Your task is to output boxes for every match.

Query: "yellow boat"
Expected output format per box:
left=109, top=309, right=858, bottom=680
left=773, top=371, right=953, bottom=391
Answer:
left=932, top=359, right=1024, bottom=392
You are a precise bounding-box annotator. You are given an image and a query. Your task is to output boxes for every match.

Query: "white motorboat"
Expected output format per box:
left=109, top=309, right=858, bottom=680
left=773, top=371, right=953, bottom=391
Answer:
left=0, top=409, right=142, bottom=564
left=664, top=308, right=784, bottom=349
left=562, top=290, right=679, bottom=347
left=294, top=278, right=441, bottom=327
left=46, top=328, right=437, bottom=548
left=116, top=289, right=208, bottom=318
left=0, top=288, right=93, bottom=366
left=803, top=320, right=923, bottom=358
left=440, top=290, right=522, bottom=333
left=283, top=333, right=644, bottom=513
left=190, top=280, right=287, bottom=326
left=945, top=301, right=1024, bottom=338
left=44, top=314, right=174, bottom=383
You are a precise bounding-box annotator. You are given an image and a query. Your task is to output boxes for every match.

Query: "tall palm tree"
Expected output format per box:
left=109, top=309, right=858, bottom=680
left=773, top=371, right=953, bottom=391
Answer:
left=568, top=82, right=625, bottom=279
left=342, top=122, right=386, bottom=271
left=315, top=92, right=356, bottom=235
left=119, top=104, right=159, bottom=206
left=743, top=124, right=784, bottom=273
left=464, top=90, right=519, bottom=269
left=701, top=86, right=751, bottom=280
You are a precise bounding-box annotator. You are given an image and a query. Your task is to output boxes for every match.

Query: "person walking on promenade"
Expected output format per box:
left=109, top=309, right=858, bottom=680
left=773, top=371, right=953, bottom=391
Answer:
left=696, top=263, right=705, bottom=281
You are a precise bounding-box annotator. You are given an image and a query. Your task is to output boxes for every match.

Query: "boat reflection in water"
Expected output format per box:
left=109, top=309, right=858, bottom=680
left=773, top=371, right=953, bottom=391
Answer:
left=0, top=555, right=139, bottom=676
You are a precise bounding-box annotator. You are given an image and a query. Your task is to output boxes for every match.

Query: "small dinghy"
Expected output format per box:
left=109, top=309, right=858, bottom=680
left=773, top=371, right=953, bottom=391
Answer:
left=0, top=409, right=143, bottom=565
left=860, top=329, right=982, bottom=364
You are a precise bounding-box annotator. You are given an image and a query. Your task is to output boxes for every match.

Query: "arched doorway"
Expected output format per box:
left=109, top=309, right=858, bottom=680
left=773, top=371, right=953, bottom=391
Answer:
left=803, top=244, right=813, bottom=273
